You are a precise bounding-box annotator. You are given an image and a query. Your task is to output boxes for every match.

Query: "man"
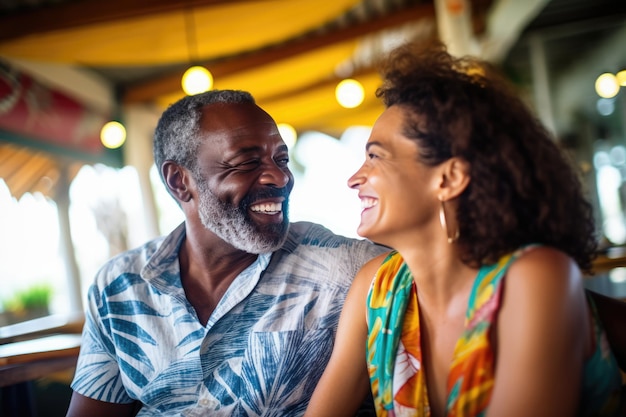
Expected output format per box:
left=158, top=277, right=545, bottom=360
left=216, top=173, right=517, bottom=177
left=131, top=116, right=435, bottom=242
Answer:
left=66, top=90, right=387, bottom=416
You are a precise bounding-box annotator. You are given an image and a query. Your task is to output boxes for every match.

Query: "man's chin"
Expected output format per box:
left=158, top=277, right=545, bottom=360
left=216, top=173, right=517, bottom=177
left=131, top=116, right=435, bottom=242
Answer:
left=238, top=236, right=286, bottom=254
left=222, top=218, right=287, bottom=254
left=251, top=221, right=289, bottom=252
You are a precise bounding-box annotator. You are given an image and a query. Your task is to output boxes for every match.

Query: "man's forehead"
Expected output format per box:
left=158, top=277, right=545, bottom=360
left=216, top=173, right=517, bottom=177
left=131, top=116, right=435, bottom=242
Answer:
left=207, top=119, right=279, bottom=135
left=199, top=101, right=275, bottom=130
left=197, top=103, right=283, bottom=153
left=199, top=121, right=281, bottom=147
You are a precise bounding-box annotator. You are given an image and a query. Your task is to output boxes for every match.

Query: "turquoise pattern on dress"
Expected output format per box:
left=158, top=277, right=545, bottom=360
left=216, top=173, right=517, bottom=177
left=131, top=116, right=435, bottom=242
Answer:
left=365, top=246, right=623, bottom=417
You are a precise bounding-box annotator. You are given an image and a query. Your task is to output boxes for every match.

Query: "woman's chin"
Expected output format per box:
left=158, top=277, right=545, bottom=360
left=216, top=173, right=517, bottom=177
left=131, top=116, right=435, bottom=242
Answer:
left=357, top=225, right=381, bottom=243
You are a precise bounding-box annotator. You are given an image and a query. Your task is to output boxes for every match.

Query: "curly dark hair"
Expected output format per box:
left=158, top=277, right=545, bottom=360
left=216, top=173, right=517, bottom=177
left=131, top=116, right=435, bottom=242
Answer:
left=376, top=39, right=597, bottom=272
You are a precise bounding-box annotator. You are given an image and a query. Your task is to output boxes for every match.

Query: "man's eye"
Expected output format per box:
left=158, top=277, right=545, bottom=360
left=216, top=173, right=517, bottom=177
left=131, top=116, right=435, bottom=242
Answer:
left=276, top=156, right=290, bottom=166
left=238, top=160, right=260, bottom=169
left=368, top=153, right=378, bottom=159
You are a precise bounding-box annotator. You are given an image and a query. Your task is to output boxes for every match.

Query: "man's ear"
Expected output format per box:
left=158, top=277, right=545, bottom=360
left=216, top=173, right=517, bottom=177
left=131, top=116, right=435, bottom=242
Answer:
left=162, top=161, right=192, bottom=203
left=438, top=157, right=471, bottom=200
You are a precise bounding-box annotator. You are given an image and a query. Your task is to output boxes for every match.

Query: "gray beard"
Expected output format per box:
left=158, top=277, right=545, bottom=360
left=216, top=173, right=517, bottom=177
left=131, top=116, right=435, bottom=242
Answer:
left=196, top=178, right=289, bottom=254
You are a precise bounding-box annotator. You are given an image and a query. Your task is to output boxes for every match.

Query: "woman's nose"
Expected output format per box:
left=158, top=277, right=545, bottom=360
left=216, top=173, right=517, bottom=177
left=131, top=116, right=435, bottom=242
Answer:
left=347, top=165, right=366, bottom=189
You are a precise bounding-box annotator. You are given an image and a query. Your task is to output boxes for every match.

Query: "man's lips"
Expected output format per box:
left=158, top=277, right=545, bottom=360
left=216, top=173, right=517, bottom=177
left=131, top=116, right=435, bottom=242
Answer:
left=250, top=200, right=283, bottom=214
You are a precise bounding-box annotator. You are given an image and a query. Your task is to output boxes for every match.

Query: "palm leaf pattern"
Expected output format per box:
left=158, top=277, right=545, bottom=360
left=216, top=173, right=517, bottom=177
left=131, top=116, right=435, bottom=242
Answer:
left=71, top=222, right=386, bottom=416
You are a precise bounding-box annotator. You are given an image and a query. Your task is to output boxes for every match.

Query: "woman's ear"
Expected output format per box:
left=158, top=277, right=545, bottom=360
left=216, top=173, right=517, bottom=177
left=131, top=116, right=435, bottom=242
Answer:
left=162, top=161, right=192, bottom=203
left=438, top=157, right=471, bottom=200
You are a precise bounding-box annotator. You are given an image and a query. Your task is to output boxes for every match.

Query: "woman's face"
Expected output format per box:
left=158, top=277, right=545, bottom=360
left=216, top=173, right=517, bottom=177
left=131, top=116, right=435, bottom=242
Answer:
left=348, top=105, right=441, bottom=247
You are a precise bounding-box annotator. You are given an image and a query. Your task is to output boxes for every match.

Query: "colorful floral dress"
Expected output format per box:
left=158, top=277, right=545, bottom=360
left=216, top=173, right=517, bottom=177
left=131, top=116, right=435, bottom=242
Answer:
left=366, top=249, right=623, bottom=417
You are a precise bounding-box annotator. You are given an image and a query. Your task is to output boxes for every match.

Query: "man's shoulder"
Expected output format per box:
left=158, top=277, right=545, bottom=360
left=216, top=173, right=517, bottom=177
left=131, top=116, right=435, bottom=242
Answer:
left=282, top=221, right=387, bottom=256
left=94, top=227, right=180, bottom=286
left=286, top=221, right=365, bottom=247
left=266, top=222, right=386, bottom=284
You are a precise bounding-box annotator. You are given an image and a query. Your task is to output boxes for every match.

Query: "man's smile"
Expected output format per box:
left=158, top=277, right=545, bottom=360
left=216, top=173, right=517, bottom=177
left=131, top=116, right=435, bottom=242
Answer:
left=250, top=201, right=283, bottom=214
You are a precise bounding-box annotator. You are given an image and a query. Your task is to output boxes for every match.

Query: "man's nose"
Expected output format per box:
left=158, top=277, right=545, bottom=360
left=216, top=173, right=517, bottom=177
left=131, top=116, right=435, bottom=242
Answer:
left=259, top=163, right=291, bottom=188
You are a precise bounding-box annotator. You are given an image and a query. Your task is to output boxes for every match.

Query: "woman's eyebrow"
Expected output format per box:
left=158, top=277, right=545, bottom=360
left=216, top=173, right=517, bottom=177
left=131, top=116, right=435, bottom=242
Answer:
left=365, top=141, right=382, bottom=151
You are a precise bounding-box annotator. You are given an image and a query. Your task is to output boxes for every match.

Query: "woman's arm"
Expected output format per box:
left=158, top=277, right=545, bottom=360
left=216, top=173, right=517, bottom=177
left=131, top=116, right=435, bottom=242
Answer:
left=586, top=289, right=626, bottom=371
left=487, top=247, right=589, bottom=417
left=304, top=253, right=389, bottom=417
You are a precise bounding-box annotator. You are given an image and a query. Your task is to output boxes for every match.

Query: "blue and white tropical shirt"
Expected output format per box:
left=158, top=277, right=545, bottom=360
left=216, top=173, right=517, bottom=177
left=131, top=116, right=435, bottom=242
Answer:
left=71, top=221, right=386, bottom=416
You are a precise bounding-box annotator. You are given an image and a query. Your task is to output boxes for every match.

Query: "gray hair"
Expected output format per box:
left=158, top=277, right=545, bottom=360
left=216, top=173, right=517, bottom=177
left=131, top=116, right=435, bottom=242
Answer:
left=153, top=89, right=256, bottom=183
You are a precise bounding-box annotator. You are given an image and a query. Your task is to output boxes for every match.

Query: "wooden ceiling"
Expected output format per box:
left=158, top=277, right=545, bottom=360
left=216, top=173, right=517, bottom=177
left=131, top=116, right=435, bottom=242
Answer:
left=0, top=0, right=498, bottom=131
left=0, top=0, right=623, bottom=199
left=0, top=0, right=456, bottom=199
left=0, top=142, right=60, bottom=198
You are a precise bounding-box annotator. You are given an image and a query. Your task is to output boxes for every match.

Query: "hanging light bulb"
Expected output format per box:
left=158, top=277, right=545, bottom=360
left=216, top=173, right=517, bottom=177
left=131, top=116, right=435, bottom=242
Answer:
left=335, top=79, right=364, bottom=108
left=100, top=121, right=126, bottom=149
left=182, top=66, right=213, bottom=95
left=595, top=72, right=620, bottom=98
left=181, top=8, right=213, bottom=96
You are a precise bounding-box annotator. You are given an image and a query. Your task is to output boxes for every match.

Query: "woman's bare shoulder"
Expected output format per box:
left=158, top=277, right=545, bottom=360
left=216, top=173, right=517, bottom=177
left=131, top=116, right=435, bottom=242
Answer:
left=357, top=252, right=393, bottom=278
left=349, top=251, right=393, bottom=292
left=507, top=246, right=581, bottom=293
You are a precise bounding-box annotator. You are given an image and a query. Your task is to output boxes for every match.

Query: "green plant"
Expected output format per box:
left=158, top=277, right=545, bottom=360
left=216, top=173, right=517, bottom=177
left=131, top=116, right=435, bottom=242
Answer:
left=3, top=283, right=53, bottom=312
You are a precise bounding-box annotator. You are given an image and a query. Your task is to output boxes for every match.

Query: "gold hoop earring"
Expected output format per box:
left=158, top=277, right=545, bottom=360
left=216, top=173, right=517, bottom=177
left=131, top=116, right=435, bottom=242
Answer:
left=438, top=197, right=459, bottom=243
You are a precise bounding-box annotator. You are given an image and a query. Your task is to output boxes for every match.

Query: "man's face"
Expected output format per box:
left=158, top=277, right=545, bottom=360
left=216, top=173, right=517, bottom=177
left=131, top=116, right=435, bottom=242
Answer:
left=193, top=102, right=294, bottom=253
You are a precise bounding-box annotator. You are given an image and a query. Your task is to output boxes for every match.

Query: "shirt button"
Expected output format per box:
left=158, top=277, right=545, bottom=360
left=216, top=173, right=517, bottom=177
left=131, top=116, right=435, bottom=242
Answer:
left=199, top=398, right=210, bottom=406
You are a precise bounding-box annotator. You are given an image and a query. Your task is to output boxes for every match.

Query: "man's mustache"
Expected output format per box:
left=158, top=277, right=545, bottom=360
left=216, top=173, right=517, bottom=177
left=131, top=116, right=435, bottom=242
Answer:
left=240, top=187, right=291, bottom=209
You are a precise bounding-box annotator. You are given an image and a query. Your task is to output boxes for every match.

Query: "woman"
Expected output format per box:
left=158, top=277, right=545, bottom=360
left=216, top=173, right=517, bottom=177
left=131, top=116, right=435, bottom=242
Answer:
left=304, top=40, right=622, bottom=417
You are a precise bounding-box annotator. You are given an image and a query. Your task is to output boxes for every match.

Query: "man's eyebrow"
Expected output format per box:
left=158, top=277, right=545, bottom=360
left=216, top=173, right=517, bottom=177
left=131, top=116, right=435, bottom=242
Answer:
left=226, top=143, right=289, bottom=159
left=231, top=145, right=262, bottom=154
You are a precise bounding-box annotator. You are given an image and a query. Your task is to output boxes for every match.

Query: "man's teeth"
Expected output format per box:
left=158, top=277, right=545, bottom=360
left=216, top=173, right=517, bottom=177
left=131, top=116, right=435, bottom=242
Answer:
left=361, top=198, right=377, bottom=209
left=250, top=202, right=282, bottom=213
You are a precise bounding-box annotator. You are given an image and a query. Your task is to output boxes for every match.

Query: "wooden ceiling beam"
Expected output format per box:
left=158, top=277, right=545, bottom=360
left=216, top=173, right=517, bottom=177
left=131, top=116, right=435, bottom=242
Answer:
left=0, top=144, right=33, bottom=180
left=4, top=151, right=55, bottom=199
left=0, top=0, right=258, bottom=42
left=122, top=2, right=436, bottom=104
